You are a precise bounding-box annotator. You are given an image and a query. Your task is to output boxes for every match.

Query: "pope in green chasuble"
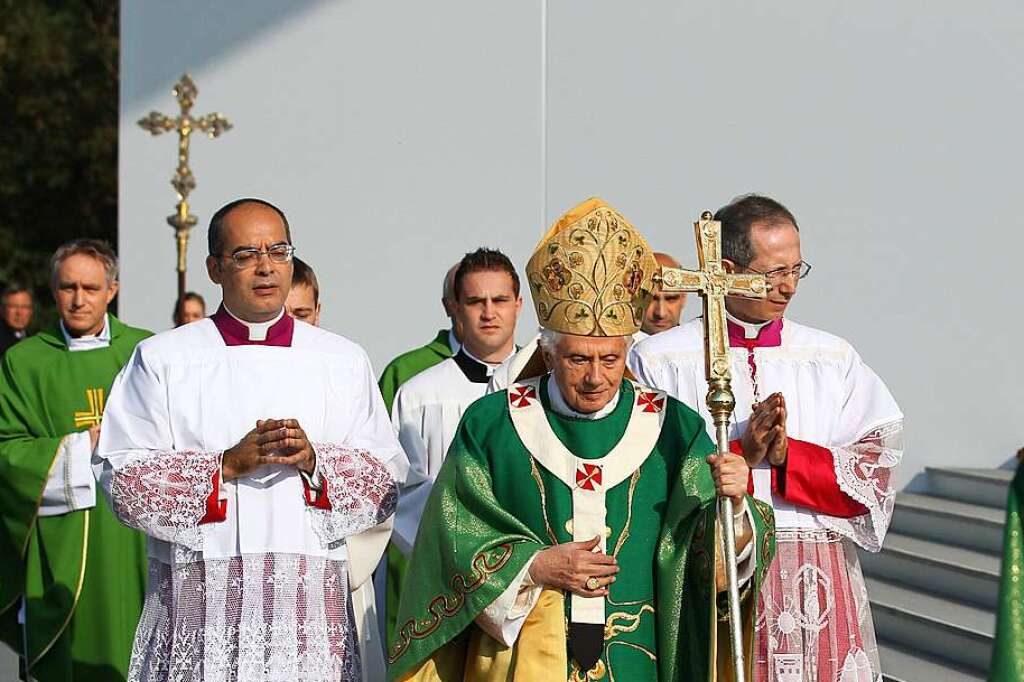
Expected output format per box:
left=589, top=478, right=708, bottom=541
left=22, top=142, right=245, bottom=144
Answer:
left=389, top=376, right=774, bottom=682
left=0, top=316, right=150, bottom=681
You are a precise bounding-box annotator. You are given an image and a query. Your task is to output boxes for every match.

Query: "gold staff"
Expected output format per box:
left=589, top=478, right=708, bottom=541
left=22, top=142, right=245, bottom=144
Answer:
left=138, top=74, right=232, bottom=302
left=655, top=211, right=768, bottom=680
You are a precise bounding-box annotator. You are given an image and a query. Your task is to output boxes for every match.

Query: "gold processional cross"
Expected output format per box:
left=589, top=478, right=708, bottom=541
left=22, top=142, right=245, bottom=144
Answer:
left=138, top=74, right=232, bottom=301
left=654, top=211, right=768, bottom=681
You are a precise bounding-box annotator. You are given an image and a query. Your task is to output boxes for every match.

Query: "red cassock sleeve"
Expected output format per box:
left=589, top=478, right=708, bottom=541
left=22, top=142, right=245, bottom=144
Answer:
left=730, top=438, right=868, bottom=517
left=199, top=469, right=227, bottom=524
left=301, top=472, right=333, bottom=511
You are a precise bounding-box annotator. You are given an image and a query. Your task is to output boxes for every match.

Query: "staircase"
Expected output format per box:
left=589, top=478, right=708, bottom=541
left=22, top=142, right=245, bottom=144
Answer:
left=859, top=467, right=1014, bottom=681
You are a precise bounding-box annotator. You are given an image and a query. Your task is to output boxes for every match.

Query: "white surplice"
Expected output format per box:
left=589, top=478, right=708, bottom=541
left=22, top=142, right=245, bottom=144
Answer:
left=390, top=349, right=507, bottom=554
left=94, top=315, right=408, bottom=682
left=629, top=317, right=903, bottom=682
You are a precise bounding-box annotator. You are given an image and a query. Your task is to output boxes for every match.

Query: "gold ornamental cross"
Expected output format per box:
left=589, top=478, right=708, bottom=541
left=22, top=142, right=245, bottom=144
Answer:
left=656, top=211, right=769, bottom=383
left=138, top=74, right=232, bottom=300
left=655, top=210, right=769, bottom=680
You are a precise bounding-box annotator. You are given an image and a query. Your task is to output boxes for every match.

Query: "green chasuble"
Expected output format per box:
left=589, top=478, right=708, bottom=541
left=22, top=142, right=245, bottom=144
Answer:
left=991, top=460, right=1024, bottom=679
left=389, top=377, right=775, bottom=682
left=0, top=316, right=150, bottom=682
left=379, top=329, right=454, bottom=412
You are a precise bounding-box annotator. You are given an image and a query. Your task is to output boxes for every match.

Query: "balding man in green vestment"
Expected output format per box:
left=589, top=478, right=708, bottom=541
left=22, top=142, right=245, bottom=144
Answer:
left=389, top=199, right=775, bottom=682
left=0, top=240, right=150, bottom=681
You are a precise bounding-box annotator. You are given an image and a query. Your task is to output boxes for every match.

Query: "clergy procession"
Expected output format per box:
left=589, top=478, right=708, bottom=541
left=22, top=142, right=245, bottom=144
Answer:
left=3, top=3, right=1023, bottom=681
left=4, top=187, right=960, bottom=682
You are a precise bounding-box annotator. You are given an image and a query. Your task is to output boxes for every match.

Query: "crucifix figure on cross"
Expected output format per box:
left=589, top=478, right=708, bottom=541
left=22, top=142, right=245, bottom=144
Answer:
left=138, top=74, right=232, bottom=301
left=654, top=210, right=769, bottom=681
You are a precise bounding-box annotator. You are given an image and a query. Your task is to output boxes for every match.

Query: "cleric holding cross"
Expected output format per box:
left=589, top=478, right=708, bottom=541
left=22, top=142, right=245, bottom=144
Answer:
left=629, top=194, right=904, bottom=682
left=95, top=198, right=408, bottom=682
left=388, top=198, right=775, bottom=682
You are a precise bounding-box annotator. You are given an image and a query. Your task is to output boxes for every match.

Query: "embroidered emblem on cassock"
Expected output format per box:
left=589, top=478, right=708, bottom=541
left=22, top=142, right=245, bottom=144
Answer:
left=575, top=462, right=603, bottom=491
left=74, top=387, right=105, bottom=427
left=509, top=385, right=537, bottom=408
left=636, top=391, right=665, bottom=413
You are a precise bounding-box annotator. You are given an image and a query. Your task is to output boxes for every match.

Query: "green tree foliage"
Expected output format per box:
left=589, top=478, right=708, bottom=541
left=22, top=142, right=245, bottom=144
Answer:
left=0, top=0, right=118, bottom=327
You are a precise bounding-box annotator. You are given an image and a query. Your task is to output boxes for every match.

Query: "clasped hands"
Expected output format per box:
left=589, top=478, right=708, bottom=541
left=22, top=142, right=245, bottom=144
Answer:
left=529, top=448, right=752, bottom=596
left=741, top=392, right=789, bottom=468
left=221, top=418, right=316, bottom=481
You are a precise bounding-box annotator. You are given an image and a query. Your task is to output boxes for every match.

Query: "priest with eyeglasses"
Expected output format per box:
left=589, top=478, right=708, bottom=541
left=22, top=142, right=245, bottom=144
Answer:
left=630, top=194, right=903, bottom=682
left=95, top=198, right=408, bottom=682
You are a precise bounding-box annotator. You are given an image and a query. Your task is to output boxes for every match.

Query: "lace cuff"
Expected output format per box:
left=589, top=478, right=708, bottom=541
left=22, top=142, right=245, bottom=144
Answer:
left=819, top=420, right=904, bottom=552
left=108, top=450, right=222, bottom=550
left=305, top=443, right=399, bottom=549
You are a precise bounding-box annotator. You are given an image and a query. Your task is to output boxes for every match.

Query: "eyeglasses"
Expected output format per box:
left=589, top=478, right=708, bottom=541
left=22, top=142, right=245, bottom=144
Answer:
left=221, top=244, right=295, bottom=268
left=741, top=260, right=812, bottom=283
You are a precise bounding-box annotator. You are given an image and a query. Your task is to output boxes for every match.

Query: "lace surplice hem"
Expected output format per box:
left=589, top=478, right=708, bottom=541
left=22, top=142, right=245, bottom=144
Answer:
left=819, top=420, right=903, bottom=553
left=129, top=553, right=360, bottom=682
left=755, top=531, right=880, bottom=682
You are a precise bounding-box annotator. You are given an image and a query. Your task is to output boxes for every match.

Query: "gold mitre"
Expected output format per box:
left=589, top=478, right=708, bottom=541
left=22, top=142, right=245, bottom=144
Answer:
left=526, top=197, right=659, bottom=337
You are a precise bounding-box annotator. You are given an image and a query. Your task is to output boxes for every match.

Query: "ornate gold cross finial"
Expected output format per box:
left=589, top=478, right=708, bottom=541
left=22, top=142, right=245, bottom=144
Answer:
left=138, top=74, right=232, bottom=300
left=656, top=211, right=768, bottom=384
left=655, top=210, right=769, bottom=681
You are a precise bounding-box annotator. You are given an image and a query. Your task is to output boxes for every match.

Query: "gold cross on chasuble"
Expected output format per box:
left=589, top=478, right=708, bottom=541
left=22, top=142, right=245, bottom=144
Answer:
left=655, top=212, right=769, bottom=384
left=73, top=388, right=105, bottom=428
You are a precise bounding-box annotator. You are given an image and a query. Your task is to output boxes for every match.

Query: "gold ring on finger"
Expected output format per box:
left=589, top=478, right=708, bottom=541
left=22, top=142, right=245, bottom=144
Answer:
left=586, top=577, right=601, bottom=591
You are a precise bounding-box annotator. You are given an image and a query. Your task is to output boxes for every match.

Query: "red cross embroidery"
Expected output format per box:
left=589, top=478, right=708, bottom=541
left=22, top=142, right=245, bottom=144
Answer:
left=509, top=385, right=538, bottom=408
left=637, top=391, right=665, bottom=413
left=575, top=463, right=603, bottom=491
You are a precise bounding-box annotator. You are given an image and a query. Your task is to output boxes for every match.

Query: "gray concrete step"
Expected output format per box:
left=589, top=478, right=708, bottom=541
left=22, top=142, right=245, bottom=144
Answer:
left=858, top=532, right=1000, bottom=609
left=892, top=492, right=1005, bottom=555
left=879, top=639, right=986, bottom=682
left=928, top=467, right=1014, bottom=509
left=866, top=576, right=994, bottom=671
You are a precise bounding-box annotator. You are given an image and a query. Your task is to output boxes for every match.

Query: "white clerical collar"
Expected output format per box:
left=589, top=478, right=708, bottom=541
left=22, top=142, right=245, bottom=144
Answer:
left=448, top=328, right=461, bottom=354
left=546, top=376, right=621, bottom=420
left=224, top=305, right=284, bottom=342
left=726, top=310, right=772, bottom=340
left=61, top=314, right=111, bottom=352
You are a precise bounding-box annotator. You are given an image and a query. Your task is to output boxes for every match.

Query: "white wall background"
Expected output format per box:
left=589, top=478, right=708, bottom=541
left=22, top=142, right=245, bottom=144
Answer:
left=120, top=0, right=1024, bottom=488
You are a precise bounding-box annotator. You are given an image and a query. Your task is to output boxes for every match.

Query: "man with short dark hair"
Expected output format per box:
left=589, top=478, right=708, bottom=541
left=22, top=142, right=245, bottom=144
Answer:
left=173, top=291, right=206, bottom=327
left=391, top=247, right=522, bottom=556
left=382, top=248, right=522, bottom=641
left=0, top=239, right=151, bottom=681
left=96, top=198, right=406, bottom=681
left=0, top=284, right=34, bottom=356
left=286, top=256, right=321, bottom=326
left=630, top=193, right=903, bottom=682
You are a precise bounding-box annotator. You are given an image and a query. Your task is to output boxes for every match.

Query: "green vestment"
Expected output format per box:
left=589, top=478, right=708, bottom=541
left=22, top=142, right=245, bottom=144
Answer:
left=379, top=328, right=456, bottom=641
left=379, top=329, right=454, bottom=413
left=389, top=377, right=775, bottom=681
left=0, top=316, right=150, bottom=682
left=991, top=460, right=1024, bottom=680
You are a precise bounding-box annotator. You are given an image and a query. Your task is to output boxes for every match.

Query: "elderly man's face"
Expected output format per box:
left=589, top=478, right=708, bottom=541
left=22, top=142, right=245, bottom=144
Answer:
left=3, top=292, right=33, bottom=331
left=206, top=203, right=292, bottom=323
left=53, top=254, right=118, bottom=337
left=545, top=334, right=628, bottom=414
